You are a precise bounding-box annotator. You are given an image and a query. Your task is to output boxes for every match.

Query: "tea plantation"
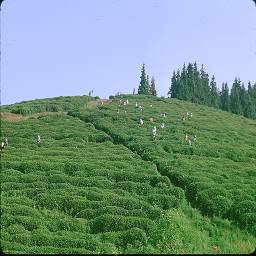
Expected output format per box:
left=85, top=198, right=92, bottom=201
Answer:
left=1, top=95, right=256, bottom=254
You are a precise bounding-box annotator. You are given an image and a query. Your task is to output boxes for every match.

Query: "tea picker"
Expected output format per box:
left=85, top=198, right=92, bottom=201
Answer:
left=0, top=142, right=5, bottom=152
left=36, top=134, right=41, bottom=144
left=152, top=126, right=157, bottom=141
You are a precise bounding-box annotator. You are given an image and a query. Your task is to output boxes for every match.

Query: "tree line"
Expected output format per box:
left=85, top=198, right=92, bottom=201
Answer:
left=138, top=63, right=256, bottom=119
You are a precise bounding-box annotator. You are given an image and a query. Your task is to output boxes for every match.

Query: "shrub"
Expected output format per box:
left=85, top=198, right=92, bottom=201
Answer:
left=119, top=227, right=148, bottom=248
left=90, top=214, right=153, bottom=233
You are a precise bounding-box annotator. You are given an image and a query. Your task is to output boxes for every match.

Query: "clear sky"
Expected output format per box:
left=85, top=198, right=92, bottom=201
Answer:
left=1, top=0, right=256, bottom=105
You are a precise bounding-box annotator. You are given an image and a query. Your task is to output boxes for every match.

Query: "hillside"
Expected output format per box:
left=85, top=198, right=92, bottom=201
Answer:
left=1, top=95, right=256, bottom=254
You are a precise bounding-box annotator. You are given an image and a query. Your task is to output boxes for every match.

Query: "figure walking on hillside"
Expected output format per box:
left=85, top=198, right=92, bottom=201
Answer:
left=36, top=134, right=41, bottom=144
left=140, top=118, right=144, bottom=125
left=152, top=126, right=157, bottom=141
left=135, top=102, right=138, bottom=107
left=149, top=117, right=154, bottom=123
left=4, top=138, right=8, bottom=147
left=160, top=123, right=165, bottom=129
left=0, top=142, right=5, bottom=152
left=181, top=113, right=186, bottom=121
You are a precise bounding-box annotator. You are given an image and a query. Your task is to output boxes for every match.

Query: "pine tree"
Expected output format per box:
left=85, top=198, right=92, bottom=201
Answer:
left=192, top=62, right=201, bottom=103
left=146, top=75, right=150, bottom=94
left=138, top=64, right=148, bottom=95
left=209, top=75, right=219, bottom=108
left=186, top=63, right=194, bottom=101
left=149, top=76, right=157, bottom=96
left=240, top=83, right=246, bottom=115
left=200, top=64, right=210, bottom=105
left=220, top=82, right=230, bottom=112
left=178, top=64, right=188, bottom=100
left=230, top=78, right=243, bottom=115
left=169, top=71, right=176, bottom=98
left=244, top=92, right=256, bottom=119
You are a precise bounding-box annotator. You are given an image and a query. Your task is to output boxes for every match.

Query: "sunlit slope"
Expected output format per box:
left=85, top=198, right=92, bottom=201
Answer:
left=1, top=95, right=95, bottom=115
left=1, top=113, right=185, bottom=253
left=1, top=95, right=255, bottom=254
left=69, top=94, right=256, bottom=234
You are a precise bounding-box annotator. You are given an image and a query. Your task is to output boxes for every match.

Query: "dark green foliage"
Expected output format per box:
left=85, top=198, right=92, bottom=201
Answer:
left=119, top=227, right=148, bottom=248
left=149, top=76, right=157, bottom=96
left=220, top=83, right=230, bottom=111
left=138, top=64, right=149, bottom=95
left=90, top=214, right=153, bottom=233
left=230, top=78, right=243, bottom=115
left=169, top=63, right=256, bottom=120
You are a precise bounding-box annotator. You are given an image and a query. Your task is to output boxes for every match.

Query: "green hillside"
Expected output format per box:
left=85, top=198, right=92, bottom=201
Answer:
left=1, top=95, right=256, bottom=254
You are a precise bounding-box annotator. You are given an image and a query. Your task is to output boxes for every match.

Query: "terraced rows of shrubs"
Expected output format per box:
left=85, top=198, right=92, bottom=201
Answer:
left=68, top=94, right=256, bottom=235
left=1, top=113, right=185, bottom=253
left=1, top=95, right=95, bottom=115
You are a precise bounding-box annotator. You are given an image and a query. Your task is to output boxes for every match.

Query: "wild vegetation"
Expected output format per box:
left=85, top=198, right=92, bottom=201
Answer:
left=1, top=95, right=255, bottom=254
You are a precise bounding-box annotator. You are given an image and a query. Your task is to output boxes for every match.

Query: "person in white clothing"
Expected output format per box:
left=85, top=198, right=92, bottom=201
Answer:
left=36, top=134, right=41, bottom=144
left=4, top=138, right=8, bottom=147
left=152, top=126, right=157, bottom=141
left=0, top=142, right=5, bottom=152
left=160, top=123, right=165, bottom=129
left=140, top=118, right=144, bottom=125
left=135, top=102, right=138, bottom=107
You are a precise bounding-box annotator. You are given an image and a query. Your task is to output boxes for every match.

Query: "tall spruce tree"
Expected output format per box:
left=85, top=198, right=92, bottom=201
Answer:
left=240, top=83, right=247, bottom=116
left=244, top=92, right=256, bottom=119
left=138, top=64, right=148, bottom=94
left=209, top=75, right=219, bottom=108
left=230, top=78, right=243, bottom=115
left=169, top=71, right=176, bottom=98
left=178, top=64, right=188, bottom=100
left=149, top=76, right=157, bottom=96
left=146, top=75, right=150, bottom=94
left=220, top=82, right=230, bottom=112
left=192, top=62, right=201, bottom=103
left=200, top=64, right=210, bottom=104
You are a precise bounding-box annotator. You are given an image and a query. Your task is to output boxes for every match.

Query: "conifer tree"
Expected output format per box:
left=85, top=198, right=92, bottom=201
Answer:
left=178, top=64, right=188, bottom=100
left=230, top=78, right=243, bottom=115
left=200, top=65, right=210, bottom=104
left=192, top=62, right=201, bottom=103
left=149, top=76, right=157, bottom=96
left=146, top=75, right=150, bottom=94
left=220, top=82, right=230, bottom=112
left=186, top=63, right=194, bottom=101
left=209, top=75, right=219, bottom=108
left=138, top=64, right=148, bottom=94
left=169, top=71, right=176, bottom=98
left=244, top=92, right=256, bottom=119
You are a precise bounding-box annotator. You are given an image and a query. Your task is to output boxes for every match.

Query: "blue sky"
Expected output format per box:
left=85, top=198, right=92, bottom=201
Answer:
left=1, top=0, right=256, bottom=105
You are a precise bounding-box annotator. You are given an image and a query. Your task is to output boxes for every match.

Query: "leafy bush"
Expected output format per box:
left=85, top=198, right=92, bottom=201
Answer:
left=90, top=214, right=153, bottom=233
